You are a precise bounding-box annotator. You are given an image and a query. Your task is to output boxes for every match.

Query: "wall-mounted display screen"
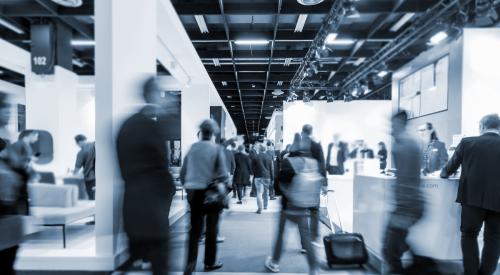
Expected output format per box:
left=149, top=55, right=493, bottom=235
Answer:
left=399, top=55, right=449, bottom=119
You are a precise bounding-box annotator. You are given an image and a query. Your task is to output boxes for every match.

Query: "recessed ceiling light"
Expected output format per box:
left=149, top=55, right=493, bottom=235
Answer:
left=71, top=40, right=95, bottom=46
left=284, top=58, right=292, bottom=67
left=265, top=116, right=272, bottom=119
left=227, top=95, right=232, bottom=99
left=0, top=18, right=25, bottom=34
left=294, top=14, right=308, bottom=33
left=269, top=105, right=274, bottom=108
left=272, top=89, right=284, bottom=96
left=234, top=40, right=269, bottom=45
left=251, top=84, right=256, bottom=88
left=194, top=15, right=209, bottom=34
left=377, top=70, right=388, bottom=78
left=429, top=31, right=448, bottom=45
left=231, top=105, right=235, bottom=108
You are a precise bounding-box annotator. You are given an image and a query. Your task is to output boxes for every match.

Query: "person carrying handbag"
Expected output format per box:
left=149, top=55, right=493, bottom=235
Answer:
left=180, top=119, right=228, bottom=275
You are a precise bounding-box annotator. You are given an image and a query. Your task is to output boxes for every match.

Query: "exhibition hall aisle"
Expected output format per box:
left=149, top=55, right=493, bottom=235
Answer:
left=117, top=196, right=371, bottom=275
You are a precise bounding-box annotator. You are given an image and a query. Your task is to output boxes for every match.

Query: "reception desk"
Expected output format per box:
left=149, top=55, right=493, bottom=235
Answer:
left=353, top=174, right=462, bottom=271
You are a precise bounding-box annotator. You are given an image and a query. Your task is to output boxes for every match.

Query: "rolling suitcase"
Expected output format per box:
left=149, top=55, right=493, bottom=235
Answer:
left=323, top=190, right=368, bottom=267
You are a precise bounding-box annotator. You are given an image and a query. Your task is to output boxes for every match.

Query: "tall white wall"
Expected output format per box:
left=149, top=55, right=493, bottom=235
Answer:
left=461, top=28, right=500, bottom=136
left=283, top=100, right=392, bottom=157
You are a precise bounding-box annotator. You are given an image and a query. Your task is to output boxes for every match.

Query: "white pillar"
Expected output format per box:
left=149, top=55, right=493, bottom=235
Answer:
left=25, top=67, right=80, bottom=175
left=94, top=0, right=156, bottom=263
left=181, top=83, right=210, bottom=156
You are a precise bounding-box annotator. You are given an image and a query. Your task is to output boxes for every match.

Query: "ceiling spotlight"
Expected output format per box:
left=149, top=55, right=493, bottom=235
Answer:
left=377, top=70, right=389, bottom=78
left=234, top=40, right=269, bottom=45
left=51, top=0, right=82, bottom=7
left=344, top=0, right=360, bottom=19
left=272, top=89, right=284, bottom=96
left=227, top=95, right=232, bottom=99
left=303, top=91, right=311, bottom=103
left=297, top=0, right=326, bottom=5
left=213, top=58, right=221, bottom=67
left=277, top=81, right=283, bottom=86
left=251, top=83, right=256, bottom=88
left=284, top=58, right=292, bottom=67
left=429, top=31, right=448, bottom=45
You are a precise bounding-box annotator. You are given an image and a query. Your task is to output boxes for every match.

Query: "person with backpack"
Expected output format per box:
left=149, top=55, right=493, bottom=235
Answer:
left=265, top=133, right=323, bottom=275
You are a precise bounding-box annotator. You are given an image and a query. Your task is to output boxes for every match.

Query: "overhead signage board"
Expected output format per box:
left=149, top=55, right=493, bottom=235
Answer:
left=31, top=23, right=56, bottom=75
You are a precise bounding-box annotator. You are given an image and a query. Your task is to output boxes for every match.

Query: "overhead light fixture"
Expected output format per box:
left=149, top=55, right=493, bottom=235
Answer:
left=295, top=14, right=308, bottom=32
left=272, top=89, right=284, bottom=96
left=377, top=70, right=388, bottom=78
left=390, top=13, right=415, bottom=32
left=251, top=83, right=256, bottom=88
left=284, top=58, right=292, bottom=67
left=344, top=0, right=360, bottom=19
left=0, top=17, right=25, bottom=34
left=265, top=116, right=272, bottom=119
left=327, top=39, right=356, bottom=45
left=326, top=91, right=334, bottom=102
left=277, top=81, right=283, bottom=86
left=325, top=33, right=338, bottom=44
left=231, top=105, right=236, bottom=108
left=315, top=45, right=331, bottom=59
left=234, top=40, right=269, bottom=45
left=328, top=71, right=336, bottom=81
left=269, top=105, right=274, bottom=108
left=227, top=95, right=232, bottom=99
left=71, top=40, right=95, bottom=46
left=213, top=58, right=220, bottom=67
left=353, top=57, right=366, bottom=66
left=303, top=91, right=311, bottom=103
left=194, top=15, right=209, bottom=34
left=221, top=81, right=227, bottom=86
left=429, top=31, right=448, bottom=45
left=297, top=0, right=326, bottom=5
left=51, top=0, right=82, bottom=7
left=72, top=58, right=86, bottom=68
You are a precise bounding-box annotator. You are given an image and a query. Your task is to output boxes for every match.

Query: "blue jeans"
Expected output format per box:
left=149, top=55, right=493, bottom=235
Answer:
left=255, top=178, right=270, bottom=210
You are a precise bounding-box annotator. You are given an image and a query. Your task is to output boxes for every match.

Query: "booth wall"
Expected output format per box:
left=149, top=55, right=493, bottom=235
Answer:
left=283, top=100, right=392, bottom=158
left=392, top=36, right=463, bottom=148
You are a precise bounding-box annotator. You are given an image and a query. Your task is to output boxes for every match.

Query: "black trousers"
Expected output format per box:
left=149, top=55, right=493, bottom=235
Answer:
left=461, top=205, right=500, bottom=275
left=383, top=226, right=409, bottom=274
left=85, top=179, right=96, bottom=200
left=236, top=184, right=244, bottom=201
left=185, top=190, right=220, bottom=274
left=0, top=245, right=18, bottom=275
left=129, top=238, right=169, bottom=275
left=327, top=166, right=344, bottom=175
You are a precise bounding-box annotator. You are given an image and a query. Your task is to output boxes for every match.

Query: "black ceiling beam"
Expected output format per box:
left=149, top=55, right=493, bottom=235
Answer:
left=205, top=63, right=356, bottom=73
left=189, top=30, right=397, bottom=42
left=174, top=0, right=432, bottom=15
left=196, top=49, right=375, bottom=59
left=1, top=2, right=93, bottom=17
left=33, top=0, right=93, bottom=39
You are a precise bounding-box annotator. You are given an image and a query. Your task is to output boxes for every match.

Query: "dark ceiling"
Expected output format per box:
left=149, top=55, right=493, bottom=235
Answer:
left=1, top=0, right=499, bottom=140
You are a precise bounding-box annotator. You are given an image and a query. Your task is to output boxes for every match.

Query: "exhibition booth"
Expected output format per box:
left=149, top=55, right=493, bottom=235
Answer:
left=282, top=28, right=500, bottom=272
left=0, top=0, right=236, bottom=271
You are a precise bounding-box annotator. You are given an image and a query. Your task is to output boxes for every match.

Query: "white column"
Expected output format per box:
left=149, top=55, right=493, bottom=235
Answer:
left=181, top=83, right=210, bottom=155
left=94, top=0, right=156, bottom=262
left=25, top=66, right=79, bottom=175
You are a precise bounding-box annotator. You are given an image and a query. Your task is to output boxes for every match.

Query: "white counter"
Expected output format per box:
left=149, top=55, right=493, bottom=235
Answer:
left=353, top=174, right=462, bottom=265
left=326, top=175, right=354, bottom=232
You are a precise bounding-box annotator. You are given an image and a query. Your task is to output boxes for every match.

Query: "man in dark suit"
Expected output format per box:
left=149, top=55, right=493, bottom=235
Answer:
left=116, top=77, right=177, bottom=275
left=326, top=134, right=349, bottom=175
left=233, top=145, right=252, bottom=204
left=441, top=113, right=500, bottom=275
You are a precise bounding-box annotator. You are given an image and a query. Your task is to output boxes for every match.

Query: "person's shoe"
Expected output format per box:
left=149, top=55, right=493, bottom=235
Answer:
left=217, top=235, right=225, bottom=243
left=256, top=209, right=262, bottom=214
left=265, top=256, right=280, bottom=273
left=199, top=236, right=206, bottom=244
left=264, top=207, right=268, bottom=210
left=204, top=261, right=223, bottom=272
left=300, top=248, right=307, bottom=254
left=236, top=201, right=243, bottom=204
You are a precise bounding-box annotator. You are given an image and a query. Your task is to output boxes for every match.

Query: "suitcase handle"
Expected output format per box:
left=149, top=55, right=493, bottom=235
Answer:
left=325, top=190, right=344, bottom=234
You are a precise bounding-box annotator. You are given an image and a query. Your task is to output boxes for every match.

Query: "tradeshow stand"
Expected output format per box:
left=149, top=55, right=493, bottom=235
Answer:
left=353, top=174, right=462, bottom=273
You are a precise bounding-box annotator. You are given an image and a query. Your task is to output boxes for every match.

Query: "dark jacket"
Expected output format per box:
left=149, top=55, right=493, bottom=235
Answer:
left=378, top=148, right=388, bottom=170
left=391, top=133, right=424, bottom=225
left=234, top=152, right=252, bottom=186
left=326, top=141, right=348, bottom=172
left=224, top=148, right=236, bottom=175
left=251, top=152, right=274, bottom=179
left=116, top=109, right=176, bottom=240
left=301, top=136, right=326, bottom=177
left=350, top=148, right=374, bottom=159
left=75, top=142, right=96, bottom=181
left=441, top=132, right=500, bottom=212
left=422, top=140, right=448, bottom=173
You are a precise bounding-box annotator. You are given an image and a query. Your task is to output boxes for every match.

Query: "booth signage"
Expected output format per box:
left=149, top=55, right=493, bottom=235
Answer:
left=31, top=24, right=56, bottom=75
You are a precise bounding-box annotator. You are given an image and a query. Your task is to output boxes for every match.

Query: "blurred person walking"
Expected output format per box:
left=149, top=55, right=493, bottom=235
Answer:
left=441, top=114, right=500, bottom=275
left=234, top=145, right=252, bottom=204
left=180, top=119, right=228, bottom=274
left=377, top=141, right=388, bottom=171
left=249, top=143, right=258, bottom=197
left=383, top=111, right=424, bottom=274
left=0, top=92, right=27, bottom=274
left=116, top=77, right=177, bottom=275
left=300, top=124, right=326, bottom=244
left=265, top=133, right=322, bottom=275
left=252, top=143, right=274, bottom=214
left=73, top=134, right=96, bottom=200
left=221, top=139, right=236, bottom=198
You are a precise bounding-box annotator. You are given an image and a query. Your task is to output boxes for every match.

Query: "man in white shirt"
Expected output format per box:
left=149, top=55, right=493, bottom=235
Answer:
left=326, top=134, right=349, bottom=175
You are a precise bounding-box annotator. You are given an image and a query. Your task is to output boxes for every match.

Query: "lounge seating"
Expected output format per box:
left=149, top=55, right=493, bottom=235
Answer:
left=28, top=183, right=95, bottom=248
